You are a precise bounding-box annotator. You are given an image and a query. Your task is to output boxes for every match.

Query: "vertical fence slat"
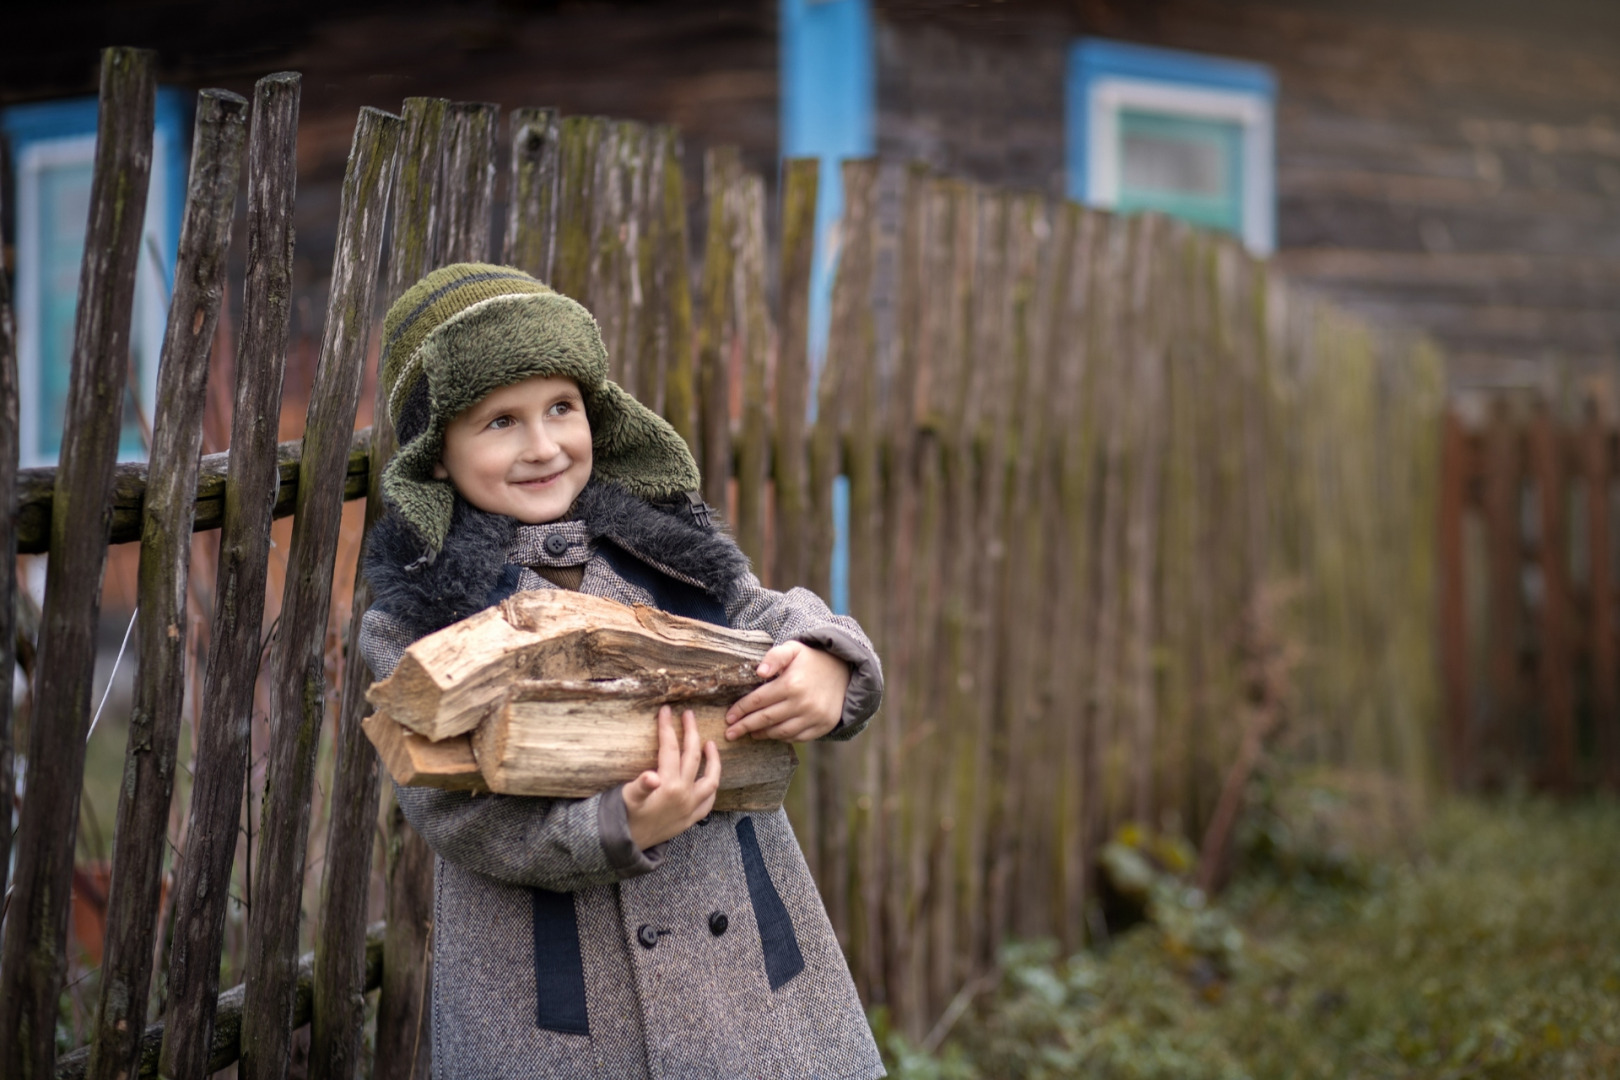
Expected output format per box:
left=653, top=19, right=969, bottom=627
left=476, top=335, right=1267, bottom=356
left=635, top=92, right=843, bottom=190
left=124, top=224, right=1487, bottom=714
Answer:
left=239, top=106, right=401, bottom=1080
left=312, top=92, right=448, bottom=1080
left=0, top=47, right=156, bottom=1079
left=1592, top=397, right=1620, bottom=791
left=1482, top=399, right=1521, bottom=785
left=734, top=173, right=771, bottom=569
left=697, top=147, right=739, bottom=514
left=773, top=159, right=817, bottom=594
left=1052, top=206, right=1102, bottom=953
left=0, top=148, right=18, bottom=915
left=775, top=158, right=818, bottom=876
left=440, top=102, right=499, bottom=264
left=370, top=96, right=452, bottom=1080
left=86, top=87, right=249, bottom=1080
left=505, top=107, right=560, bottom=281
left=1530, top=403, right=1575, bottom=792
left=159, top=71, right=301, bottom=1080
left=1439, top=409, right=1471, bottom=789
left=652, top=127, right=696, bottom=447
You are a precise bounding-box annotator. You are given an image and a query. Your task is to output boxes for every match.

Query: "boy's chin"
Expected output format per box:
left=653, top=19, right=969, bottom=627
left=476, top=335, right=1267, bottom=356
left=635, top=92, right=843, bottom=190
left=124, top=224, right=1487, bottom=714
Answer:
left=500, top=482, right=586, bottom=524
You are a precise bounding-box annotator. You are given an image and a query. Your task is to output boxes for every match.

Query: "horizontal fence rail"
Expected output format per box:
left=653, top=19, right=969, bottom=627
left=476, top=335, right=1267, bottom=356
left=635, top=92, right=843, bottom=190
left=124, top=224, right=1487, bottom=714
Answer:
left=0, top=47, right=1445, bottom=1077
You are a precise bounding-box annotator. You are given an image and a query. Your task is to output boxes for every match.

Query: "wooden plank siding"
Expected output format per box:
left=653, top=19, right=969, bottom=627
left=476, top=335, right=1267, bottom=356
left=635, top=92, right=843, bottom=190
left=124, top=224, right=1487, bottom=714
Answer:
left=874, top=0, right=1620, bottom=390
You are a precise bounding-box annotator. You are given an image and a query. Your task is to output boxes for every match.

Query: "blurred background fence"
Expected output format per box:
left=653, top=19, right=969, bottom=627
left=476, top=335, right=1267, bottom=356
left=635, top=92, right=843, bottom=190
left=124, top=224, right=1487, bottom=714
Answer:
left=3, top=47, right=1445, bottom=1078
left=1439, top=397, right=1620, bottom=796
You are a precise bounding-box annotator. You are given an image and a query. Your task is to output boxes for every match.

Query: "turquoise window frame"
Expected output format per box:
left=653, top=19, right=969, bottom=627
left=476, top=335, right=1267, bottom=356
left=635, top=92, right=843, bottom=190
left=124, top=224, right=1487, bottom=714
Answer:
left=3, top=88, right=190, bottom=465
left=1066, top=39, right=1276, bottom=253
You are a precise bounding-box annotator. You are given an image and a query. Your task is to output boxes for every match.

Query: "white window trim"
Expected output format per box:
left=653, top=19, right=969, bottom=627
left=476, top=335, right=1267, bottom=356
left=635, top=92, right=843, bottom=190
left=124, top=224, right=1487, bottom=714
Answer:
left=14, top=128, right=171, bottom=467
left=1087, top=75, right=1275, bottom=255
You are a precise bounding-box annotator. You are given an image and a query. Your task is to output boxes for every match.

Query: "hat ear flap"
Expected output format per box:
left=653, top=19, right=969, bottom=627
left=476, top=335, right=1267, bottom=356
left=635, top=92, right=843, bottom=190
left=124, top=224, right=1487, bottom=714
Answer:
left=381, top=431, right=458, bottom=554
left=587, top=380, right=701, bottom=500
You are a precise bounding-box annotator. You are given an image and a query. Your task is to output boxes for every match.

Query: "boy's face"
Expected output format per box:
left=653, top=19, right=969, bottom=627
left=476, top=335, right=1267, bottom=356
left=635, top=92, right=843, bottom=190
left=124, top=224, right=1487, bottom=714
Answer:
left=432, top=374, right=592, bottom=524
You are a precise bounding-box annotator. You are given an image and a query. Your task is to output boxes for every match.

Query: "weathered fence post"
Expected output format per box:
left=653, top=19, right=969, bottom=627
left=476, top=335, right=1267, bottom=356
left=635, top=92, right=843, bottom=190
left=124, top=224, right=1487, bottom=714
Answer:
left=0, top=46, right=156, bottom=1080
left=0, top=158, right=18, bottom=913
left=1439, top=409, right=1470, bottom=789
left=160, top=71, right=302, bottom=1080
left=1588, top=394, right=1620, bottom=791
left=441, top=102, right=499, bottom=263
left=239, top=105, right=401, bottom=1080
left=505, top=107, right=560, bottom=282
left=1530, top=402, right=1575, bottom=792
left=86, top=86, right=249, bottom=1080
left=315, top=95, right=449, bottom=1080
left=697, top=147, right=740, bottom=515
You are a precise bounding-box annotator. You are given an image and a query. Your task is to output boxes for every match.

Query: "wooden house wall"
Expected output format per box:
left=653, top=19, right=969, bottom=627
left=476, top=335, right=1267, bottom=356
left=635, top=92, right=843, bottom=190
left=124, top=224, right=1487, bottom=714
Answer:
left=875, top=0, right=1620, bottom=390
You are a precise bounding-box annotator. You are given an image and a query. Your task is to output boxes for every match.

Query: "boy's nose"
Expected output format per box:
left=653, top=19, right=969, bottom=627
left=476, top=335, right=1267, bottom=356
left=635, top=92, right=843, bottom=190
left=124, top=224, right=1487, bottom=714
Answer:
left=523, top=423, right=559, bottom=460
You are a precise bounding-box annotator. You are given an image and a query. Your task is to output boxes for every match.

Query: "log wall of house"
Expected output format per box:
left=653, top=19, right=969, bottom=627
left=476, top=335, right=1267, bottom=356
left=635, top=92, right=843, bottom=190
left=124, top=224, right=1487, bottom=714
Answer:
left=876, top=0, right=1620, bottom=390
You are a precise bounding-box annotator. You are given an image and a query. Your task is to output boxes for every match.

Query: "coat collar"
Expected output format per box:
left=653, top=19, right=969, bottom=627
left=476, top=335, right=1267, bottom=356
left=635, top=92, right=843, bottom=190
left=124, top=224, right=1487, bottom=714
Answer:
left=364, top=480, right=749, bottom=640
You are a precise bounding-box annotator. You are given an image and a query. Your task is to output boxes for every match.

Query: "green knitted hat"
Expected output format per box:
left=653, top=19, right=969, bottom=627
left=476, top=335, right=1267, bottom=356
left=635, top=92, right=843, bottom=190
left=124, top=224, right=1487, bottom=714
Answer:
left=379, top=263, right=700, bottom=552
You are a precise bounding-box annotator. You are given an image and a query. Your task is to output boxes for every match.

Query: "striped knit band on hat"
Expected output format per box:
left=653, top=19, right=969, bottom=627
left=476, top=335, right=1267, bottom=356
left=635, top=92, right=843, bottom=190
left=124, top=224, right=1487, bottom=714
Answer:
left=378, top=263, right=700, bottom=554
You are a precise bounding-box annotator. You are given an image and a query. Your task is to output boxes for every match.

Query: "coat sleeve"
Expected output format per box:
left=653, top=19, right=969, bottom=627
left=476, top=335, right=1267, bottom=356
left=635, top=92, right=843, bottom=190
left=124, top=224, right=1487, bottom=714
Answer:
left=723, top=572, right=883, bottom=741
left=359, top=606, right=662, bottom=890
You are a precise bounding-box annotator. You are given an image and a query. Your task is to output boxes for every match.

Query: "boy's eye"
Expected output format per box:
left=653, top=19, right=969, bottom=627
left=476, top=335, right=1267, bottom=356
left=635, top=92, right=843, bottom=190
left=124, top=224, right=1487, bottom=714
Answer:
left=488, top=415, right=515, bottom=430
left=548, top=400, right=574, bottom=417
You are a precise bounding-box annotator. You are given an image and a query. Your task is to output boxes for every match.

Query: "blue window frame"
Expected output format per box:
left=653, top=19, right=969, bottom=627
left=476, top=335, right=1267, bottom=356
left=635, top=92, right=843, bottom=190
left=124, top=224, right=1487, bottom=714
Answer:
left=3, top=88, right=190, bottom=465
left=1067, top=40, right=1276, bottom=253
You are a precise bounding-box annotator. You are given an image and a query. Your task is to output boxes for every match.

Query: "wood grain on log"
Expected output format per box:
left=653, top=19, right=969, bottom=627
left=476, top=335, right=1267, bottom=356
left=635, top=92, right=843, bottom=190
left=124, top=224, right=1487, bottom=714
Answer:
left=368, top=589, right=772, bottom=741
left=475, top=678, right=795, bottom=810
left=362, top=712, right=486, bottom=792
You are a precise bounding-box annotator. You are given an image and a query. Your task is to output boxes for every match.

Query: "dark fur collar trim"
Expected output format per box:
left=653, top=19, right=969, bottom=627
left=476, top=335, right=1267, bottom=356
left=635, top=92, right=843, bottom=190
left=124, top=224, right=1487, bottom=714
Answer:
left=364, top=481, right=751, bottom=640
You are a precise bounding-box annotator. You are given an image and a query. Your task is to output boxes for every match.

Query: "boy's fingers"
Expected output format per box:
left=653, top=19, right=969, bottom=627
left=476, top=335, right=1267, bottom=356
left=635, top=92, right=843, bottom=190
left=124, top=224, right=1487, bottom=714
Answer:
left=726, top=679, right=792, bottom=730
left=731, top=702, right=796, bottom=740
left=656, top=705, right=680, bottom=774
left=679, top=710, right=703, bottom=783
left=755, top=640, right=802, bottom=680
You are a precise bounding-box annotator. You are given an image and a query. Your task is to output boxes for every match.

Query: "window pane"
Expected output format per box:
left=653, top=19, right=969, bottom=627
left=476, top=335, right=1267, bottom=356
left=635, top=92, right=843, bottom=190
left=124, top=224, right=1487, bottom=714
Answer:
left=32, top=151, right=159, bottom=462
left=38, top=157, right=93, bottom=462
left=1116, top=110, right=1243, bottom=234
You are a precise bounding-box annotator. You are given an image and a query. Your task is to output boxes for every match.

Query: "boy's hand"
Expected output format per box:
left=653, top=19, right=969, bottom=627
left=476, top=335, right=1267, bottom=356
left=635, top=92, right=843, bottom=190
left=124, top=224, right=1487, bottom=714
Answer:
left=724, top=641, right=850, bottom=743
left=623, top=706, right=721, bottom=850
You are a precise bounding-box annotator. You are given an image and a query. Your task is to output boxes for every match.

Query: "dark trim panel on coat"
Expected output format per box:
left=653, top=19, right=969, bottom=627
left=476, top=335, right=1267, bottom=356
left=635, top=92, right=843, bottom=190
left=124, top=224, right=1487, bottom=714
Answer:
left=531, top=887, right=591, bottom=1035
left=735, top=816, right=805, bottom=990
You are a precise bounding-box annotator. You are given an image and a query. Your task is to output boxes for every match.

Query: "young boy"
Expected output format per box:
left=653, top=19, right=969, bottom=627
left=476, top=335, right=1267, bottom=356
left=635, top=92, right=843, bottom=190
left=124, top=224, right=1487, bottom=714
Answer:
left=358, top=263, right=886, bottom=1079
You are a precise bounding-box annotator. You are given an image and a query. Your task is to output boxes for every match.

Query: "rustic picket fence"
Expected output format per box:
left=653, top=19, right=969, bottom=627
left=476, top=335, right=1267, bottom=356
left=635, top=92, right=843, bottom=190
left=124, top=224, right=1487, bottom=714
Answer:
left=0, top=46, right=1445, bottom=1078
left=1439, top=394, right=1620, bottom=795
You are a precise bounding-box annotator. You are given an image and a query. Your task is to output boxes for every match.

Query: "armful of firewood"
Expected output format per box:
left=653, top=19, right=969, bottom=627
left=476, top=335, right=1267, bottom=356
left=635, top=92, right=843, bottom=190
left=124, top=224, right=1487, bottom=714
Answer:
left=363, top=590, right=798, bottom=811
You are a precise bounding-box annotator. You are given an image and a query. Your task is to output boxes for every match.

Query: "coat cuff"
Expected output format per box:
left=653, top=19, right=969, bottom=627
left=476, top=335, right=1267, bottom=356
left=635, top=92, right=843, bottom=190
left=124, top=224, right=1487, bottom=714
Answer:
left=793, top=624, right=883, bottom=740
left=598, top=784, right=663, bottom=876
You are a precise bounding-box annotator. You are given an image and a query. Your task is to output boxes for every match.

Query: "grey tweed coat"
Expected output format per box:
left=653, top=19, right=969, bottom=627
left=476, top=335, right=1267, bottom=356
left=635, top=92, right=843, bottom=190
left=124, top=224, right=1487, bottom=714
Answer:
left=359, top=485, right=886, bottom=1080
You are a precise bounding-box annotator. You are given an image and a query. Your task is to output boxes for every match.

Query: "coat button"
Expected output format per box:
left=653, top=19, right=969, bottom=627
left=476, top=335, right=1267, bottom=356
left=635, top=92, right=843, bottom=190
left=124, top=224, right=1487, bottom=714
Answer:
left=708, top=912, right=729, bottom=937
left=637, top=924, right=659, bottom=949
left=543, top=533, right=570, bottom=557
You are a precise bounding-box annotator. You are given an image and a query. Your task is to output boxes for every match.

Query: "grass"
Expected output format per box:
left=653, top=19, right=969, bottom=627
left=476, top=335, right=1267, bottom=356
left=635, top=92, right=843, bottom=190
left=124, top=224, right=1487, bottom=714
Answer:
left=883, top=792, right=1620, bottom=1079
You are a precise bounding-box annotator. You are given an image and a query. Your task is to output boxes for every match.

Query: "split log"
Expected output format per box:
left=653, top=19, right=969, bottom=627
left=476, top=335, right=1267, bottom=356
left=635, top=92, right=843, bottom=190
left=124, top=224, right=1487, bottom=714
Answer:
left=475, top=676, right=796, bottom=811
left=362, top=713, right=486, bottom=792
left=368, top=589, right=774, bottom=741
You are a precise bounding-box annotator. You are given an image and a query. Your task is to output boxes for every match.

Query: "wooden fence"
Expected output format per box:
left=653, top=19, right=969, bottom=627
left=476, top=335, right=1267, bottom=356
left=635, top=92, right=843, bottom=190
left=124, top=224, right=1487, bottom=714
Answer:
left=1439, top=396, right=1620, bottom=795
left=0, top=47, right=1445, bottom=1077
